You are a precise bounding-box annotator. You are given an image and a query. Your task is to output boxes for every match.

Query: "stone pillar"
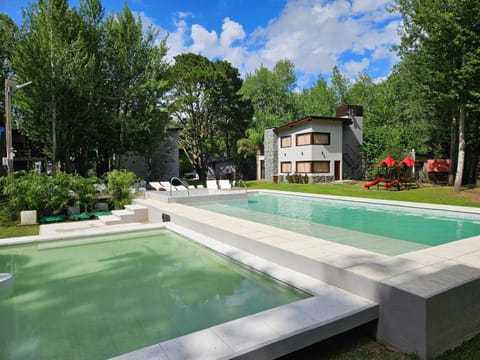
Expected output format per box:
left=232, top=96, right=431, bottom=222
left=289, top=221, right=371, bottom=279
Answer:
left=264, top=127, right=278, bottom=182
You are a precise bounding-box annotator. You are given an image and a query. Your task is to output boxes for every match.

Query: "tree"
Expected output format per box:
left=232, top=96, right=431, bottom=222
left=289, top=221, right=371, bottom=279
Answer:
left=293, top=76, right=335, bottom=118
left=0, top=14, right=18, bottom=117
left=238, top=59, right=297, bottom=154
left=168, top=53, right=251, bottom=180
left=394, top=0, right=480, bottom=191
left=13, top=0, right=75, bottom=170
left=102, top=5, right=170, bottom=175
left=11, top=1, right=170, bottom=176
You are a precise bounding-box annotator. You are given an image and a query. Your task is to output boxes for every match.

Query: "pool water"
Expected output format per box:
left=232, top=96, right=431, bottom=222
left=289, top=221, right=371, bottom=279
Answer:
left=193, top=193, right=480, bottom=255
left=0, top=229, right=308, bottom=360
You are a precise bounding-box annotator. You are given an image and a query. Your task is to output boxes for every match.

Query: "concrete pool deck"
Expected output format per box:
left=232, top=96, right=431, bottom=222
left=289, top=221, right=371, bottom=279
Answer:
left=135, top=189, right=480, bottom=359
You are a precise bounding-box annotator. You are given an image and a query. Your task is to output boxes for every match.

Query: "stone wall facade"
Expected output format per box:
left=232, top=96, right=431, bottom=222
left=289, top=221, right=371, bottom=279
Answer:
left=264, top=127, right=278, bottom=182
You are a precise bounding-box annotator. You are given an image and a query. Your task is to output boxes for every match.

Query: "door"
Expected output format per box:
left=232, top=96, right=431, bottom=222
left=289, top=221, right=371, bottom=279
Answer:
left=334, top=160, right=341, bottom=180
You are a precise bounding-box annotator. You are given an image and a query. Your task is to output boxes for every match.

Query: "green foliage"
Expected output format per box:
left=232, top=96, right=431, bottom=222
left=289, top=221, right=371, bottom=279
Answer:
left=11, top=0, right=170, bottom=176
left=106, top=170, right=136, bottom=209
left=0, top=13, right=19, bottom=111
left=238, top=60, right=297, bottom=152
left=0, top=172, right=100, bottom=220
left=286, top=173, right=309, bottom=184
left=168, top=53, right=252, bottom=180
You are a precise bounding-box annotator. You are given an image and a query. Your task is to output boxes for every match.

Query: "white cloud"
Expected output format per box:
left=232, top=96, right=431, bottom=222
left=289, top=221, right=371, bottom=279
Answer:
left=351, top=0, right=391, bottom=13
left=150, top=0, right=402, bottom=86
left=344, top=58, right=370, bottom=77
left=220, top=17, right=246, bottom=47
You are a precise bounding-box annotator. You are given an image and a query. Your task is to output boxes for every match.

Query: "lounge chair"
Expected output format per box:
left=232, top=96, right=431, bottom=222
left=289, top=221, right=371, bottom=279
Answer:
left=218, top=179, right=232, bottom=190
left=206, top=180, right=218, bottom=190
left=160, top=181, right=177, bottom=191
left=149, top=181, right=165, bottom=191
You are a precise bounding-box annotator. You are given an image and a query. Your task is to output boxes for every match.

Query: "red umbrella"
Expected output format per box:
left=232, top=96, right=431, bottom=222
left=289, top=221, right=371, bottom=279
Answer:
left=399, top=156, right=415, bottom=167
left=378, top=156, right=396, bottom=167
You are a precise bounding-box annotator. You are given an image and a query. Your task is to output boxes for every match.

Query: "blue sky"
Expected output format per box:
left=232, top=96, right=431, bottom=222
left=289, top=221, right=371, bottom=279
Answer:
left=1, top=0, right=402, bottom=89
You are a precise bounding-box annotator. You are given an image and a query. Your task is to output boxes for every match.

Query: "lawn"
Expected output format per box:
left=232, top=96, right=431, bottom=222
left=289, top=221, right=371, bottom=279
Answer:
left=0, top=224, right=39, bottom=239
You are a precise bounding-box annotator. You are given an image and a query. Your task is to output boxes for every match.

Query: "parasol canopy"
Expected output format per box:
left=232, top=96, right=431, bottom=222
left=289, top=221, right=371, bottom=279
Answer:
left=399, top=156, right=415, bottom=167
left=378, top=156, right=396, bottom=167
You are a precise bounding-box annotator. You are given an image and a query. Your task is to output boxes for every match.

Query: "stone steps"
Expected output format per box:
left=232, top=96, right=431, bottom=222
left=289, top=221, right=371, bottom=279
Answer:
left=98, top=204, right=148, bottom=225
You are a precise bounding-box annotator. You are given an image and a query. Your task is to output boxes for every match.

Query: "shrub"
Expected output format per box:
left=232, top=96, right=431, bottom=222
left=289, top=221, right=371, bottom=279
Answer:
left=106, top=170, right=136, bottom=209
left=1, top=171, right=51, bottom=219
left=286, top=173, right=309, bottom=184
left=0, top=171, right=100, bottom=220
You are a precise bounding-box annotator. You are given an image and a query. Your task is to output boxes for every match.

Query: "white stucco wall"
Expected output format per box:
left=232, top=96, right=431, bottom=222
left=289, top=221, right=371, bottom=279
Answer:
left=277, top=120, right=343, bottom=178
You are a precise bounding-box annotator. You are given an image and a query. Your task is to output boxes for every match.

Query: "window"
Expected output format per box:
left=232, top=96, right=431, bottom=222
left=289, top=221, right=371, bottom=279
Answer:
left=281, top=162, right=292, bottom=173
left=296, top=133, right=310, bottom=146
left=312, top=161, right=330, bottom=173
left=296, top=132, right=330, bottom=146
left=296, top=161, right=330, bottom=173
left=313, top=133, right=330, bottom=145
left=296, top=161, right=311, bottom=173
left=280, top=136, right=291, bottom=148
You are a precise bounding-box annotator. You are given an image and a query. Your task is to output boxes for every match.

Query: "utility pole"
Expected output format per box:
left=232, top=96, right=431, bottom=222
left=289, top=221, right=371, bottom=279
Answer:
left=4, top=75, right=17, bottom=176
left=4, top=75, right=32, bottom=176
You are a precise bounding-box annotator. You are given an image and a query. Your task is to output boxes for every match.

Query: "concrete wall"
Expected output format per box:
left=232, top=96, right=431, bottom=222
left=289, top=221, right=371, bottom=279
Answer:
left=342, top=113, right=364, bottom=179
left=121, top=129, right=179, bottom=181
left=264, top=128, right=278, bottom=182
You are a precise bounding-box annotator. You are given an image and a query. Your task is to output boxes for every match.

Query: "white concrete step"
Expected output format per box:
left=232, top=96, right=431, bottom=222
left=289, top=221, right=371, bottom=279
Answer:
left=99, top=205, right=148, bottom=225
left=98, top=214, right=123, bottom=225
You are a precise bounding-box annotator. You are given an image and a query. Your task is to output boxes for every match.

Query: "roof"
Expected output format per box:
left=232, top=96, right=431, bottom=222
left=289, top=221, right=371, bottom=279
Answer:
left=274, top=115, right=352, bottom=134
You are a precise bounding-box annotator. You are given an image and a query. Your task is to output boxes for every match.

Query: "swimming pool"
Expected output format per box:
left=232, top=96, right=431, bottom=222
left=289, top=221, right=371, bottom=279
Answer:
left=192, top=193, right=480, bottom=255
left=0, top=229, right=308, bottom=359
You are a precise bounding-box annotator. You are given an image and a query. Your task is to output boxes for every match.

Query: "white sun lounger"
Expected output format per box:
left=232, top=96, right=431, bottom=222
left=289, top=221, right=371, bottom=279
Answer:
left=218, top=179, right=232, bottom=190
left=206, top=180, right=218, bottom=190
left=160, top=181, right=177, bottom=191
left=149, top=182, right=166, bottom=191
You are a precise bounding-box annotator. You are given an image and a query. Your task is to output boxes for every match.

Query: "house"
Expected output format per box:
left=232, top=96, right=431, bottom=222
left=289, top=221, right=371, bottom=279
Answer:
left=259, top=105, right=364, bottom=183
left=0, top=128, right=46, bottom=176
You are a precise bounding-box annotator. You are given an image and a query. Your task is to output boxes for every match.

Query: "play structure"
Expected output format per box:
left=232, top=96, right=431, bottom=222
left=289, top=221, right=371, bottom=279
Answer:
left=364, top=156, right=416, bottom=190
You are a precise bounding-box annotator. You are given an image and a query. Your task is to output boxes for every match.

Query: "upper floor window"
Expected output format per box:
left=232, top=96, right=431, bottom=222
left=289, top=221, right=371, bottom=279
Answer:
left=296, top=132, right=330, bottom=146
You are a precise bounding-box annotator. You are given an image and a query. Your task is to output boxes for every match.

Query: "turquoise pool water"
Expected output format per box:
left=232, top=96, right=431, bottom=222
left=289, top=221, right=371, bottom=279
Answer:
left=193, top=193, right=480, bottom=255
left=0, top=229, right=308, bottom=360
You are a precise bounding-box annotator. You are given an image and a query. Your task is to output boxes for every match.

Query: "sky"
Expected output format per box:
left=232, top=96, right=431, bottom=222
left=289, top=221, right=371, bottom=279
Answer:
left=0, top=0, right=402, bottom=89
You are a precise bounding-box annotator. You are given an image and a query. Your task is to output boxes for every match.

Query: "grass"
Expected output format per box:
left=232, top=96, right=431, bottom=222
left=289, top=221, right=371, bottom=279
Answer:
left=0, top=224, right=39, bottom=239
left=246, top=180, right=480, bottom=208
left=281, top=323, right=480, bottom=360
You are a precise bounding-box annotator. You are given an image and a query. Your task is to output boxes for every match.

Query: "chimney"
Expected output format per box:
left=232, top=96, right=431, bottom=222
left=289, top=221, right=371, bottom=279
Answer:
left=336, top=105, right=363, bottom=118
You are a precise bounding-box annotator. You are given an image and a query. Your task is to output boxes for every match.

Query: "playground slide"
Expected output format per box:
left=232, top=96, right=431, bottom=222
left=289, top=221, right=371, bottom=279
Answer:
left=363, top=177, right=383, bottom=189
left=384, top=179, right=397, bottom=189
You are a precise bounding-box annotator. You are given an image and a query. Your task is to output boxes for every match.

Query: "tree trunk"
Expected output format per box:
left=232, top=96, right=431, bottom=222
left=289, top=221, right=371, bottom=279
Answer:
left=453, top=103, right=466, bottom=192
left=50, top=27, right=58, bottom=173
left=448, top=108, right=457, bottom=186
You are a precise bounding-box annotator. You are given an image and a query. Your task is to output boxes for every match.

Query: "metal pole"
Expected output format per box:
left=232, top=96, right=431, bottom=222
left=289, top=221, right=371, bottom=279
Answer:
left=5, top=79, right=13, bottom=176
